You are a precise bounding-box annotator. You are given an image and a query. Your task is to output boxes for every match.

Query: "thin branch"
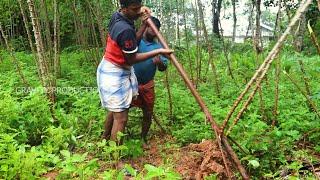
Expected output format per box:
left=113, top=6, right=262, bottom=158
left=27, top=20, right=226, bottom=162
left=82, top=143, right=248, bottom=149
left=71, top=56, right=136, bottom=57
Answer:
left=283, top=71, right=320, bottom=119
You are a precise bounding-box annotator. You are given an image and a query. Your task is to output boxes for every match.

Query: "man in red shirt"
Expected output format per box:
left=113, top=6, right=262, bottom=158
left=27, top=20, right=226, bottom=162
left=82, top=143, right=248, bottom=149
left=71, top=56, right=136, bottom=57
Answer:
left=97, top=0, right=173, bottom=143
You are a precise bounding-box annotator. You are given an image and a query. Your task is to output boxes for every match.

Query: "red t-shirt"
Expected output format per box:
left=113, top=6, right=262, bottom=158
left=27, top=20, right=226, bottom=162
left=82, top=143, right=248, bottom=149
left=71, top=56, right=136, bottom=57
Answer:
left=104, top=12, right=138, bottom=66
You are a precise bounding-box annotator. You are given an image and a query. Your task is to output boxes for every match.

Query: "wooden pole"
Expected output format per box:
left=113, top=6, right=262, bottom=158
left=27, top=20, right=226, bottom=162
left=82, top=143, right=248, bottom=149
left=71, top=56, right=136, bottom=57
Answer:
left=146, top=18, right=249, bottom=180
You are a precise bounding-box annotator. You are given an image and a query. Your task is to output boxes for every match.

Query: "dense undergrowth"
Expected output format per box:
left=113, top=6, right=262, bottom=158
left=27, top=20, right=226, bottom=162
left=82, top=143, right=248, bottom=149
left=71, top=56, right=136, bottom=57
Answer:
left=0, top=43, right=319, bottom=179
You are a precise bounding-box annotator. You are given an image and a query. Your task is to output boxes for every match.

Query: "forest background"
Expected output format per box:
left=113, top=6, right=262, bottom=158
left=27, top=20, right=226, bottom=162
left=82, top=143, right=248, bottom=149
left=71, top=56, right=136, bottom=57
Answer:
left=0, top=0, right=320, bottom=179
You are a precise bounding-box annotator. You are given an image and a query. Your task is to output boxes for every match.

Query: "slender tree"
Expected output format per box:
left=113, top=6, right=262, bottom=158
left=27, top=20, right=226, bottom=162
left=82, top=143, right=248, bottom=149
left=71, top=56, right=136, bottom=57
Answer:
left=17, top=0, right=41, bottom=78
left=293, top=12, right=306, bottom=52
left=197, top=0, right=220, bottom=95
left=252, top=0, right=267, bottom=120
left=85, top=0, right=106, bottom=47
left=284, top=71, right=320, bottom=119
left=307, top=20, right=320, bottom=55
left=192, top=0, right=200, bottom=86
left=87, top=1, right=100, bottom=66
left=212, top=0, right=223, bottom=37
left=53, top=0, right=61, bottom=77
left=232, top=0, right=237, bottom=43
left=164, top=70, right=173, bottom=123
left=272, top=56, right=281, bottom=126
left=0, top=23, right=29, bottom=87
left=182, top=0, right=194, bottom=82
left=71, top=0, right=87, bottom=48
left=39, top=0, right=53, bottom=65
left=27, top=0, right=56, bottom=103
left=18, top=0, right=36, bottom=54
left=253, top=0, right=263, bottom=54
left=274, top=0, right=282, bottom=37
left=245, top=2, right=255, bottom=39
left=175, top=0, right=181, bottom=46
left=219, top=20, right=236, bottom=80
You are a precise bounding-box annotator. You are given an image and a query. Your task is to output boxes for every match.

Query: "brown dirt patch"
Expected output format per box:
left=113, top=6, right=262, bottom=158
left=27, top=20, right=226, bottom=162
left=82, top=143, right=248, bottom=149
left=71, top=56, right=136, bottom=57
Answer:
left=176, top=140, right=233, bottom=179
left=119, top=135, right=233, bottom=179
left=42, top=170, right=59, bottom=180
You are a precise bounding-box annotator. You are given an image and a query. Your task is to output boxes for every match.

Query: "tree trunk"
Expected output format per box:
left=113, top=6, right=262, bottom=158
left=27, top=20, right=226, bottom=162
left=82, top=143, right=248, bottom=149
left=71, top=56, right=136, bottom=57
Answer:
left=53, top=0, right=61, bottom=77
left=182, top=0, right=194, bottom=83
left=254, top=0, right=263, bottom=53
left=164, top=70, right=173, bottom=123
left=284, top=0, right=292, bottom=21
left=219, top=21, right=236, bottom=80
left=87, top=1, right=100, bottom=66
left=71, top=0, right=87, bottom=48
left=197, top=0, right=220, bottom=95
left=175, top=0, right=180, bottom=46
left=253, top=0, right=266, bottom=120
left=294, top=12, right=306, bottom=52
left=245, top=3, right=255, bottom=39
left=17, top=0, right=41, bottom=80
left=232, top=0, right=237, bottom=42
left=0, top=23, right=29, bottom=87
left=272, top=57, right=280, bottom=126
left=18, top=0, right=36, bottom=54
left=274, top=0, right=282, bottom=37
left=39, top=0, right=53, bottom=64
left=193, top=1, right=200, bottom=86
left=96, top=1, right=106, bottom=47
left=212, top=0, right=222, bottom=37
left=0, top=35, right=3, bottom=47
left=27, top=0, right=55, bottom=103
left=86, top=0, right=106, bottom=47
left=298, top=59, right=313, bottom=106
left=307, top=20, right=320, bottom=55
left=71, top=0, right=90, bottom=64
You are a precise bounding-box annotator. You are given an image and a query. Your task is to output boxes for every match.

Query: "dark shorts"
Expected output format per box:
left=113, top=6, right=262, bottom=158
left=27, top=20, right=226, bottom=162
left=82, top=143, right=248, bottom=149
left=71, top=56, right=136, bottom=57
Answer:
left=131, top=80, right=155, bottom=112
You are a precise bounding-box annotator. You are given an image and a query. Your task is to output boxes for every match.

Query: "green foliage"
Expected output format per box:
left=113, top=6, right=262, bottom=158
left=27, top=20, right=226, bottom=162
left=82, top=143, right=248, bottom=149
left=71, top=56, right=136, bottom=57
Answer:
left=57, top=150, right=99, bottom=179
left=102, top=164, right=181, bottom=180
left=0, top=87, right=53, bottom=145
left=19, top=89, right=53, bottom=145
left=204, top=173, right=218, bottom=180
left=0, top=43, right=320, bottom=179
left=0, top=0, right=19, bottom=24
left=0, top=133, right=57, bottom=179
left=123, top=139, right=144, bottom=158
left=143, top=164, right=181, bottom=179
left=95, top=138, right=128, bottom=162
left=102, top=169, right=125, bottom=180
left=42, top=126, right=77, bottom=154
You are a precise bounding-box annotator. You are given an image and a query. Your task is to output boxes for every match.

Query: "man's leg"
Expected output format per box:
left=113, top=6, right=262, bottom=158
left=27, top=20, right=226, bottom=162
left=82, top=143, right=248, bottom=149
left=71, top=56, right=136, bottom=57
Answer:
left=141, top=81, right=155, bottom=142
left=111, top=109, right=129, bottom=144
left=141, top=107, right=153, bottom=142
left=103, top=112, right=114, bottom=139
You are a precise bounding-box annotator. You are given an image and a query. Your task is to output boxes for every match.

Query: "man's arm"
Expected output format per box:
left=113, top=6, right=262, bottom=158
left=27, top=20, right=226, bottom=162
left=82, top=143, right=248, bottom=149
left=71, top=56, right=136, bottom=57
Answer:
left=136, top=23, right=147, bottom=42
left=118, top=25, right=172, bottom=65
left=136, top=6, right=151, bottom=42
left=153, top=56, right=167, bottom=71
left=124, top=49, right=172, bottom=65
